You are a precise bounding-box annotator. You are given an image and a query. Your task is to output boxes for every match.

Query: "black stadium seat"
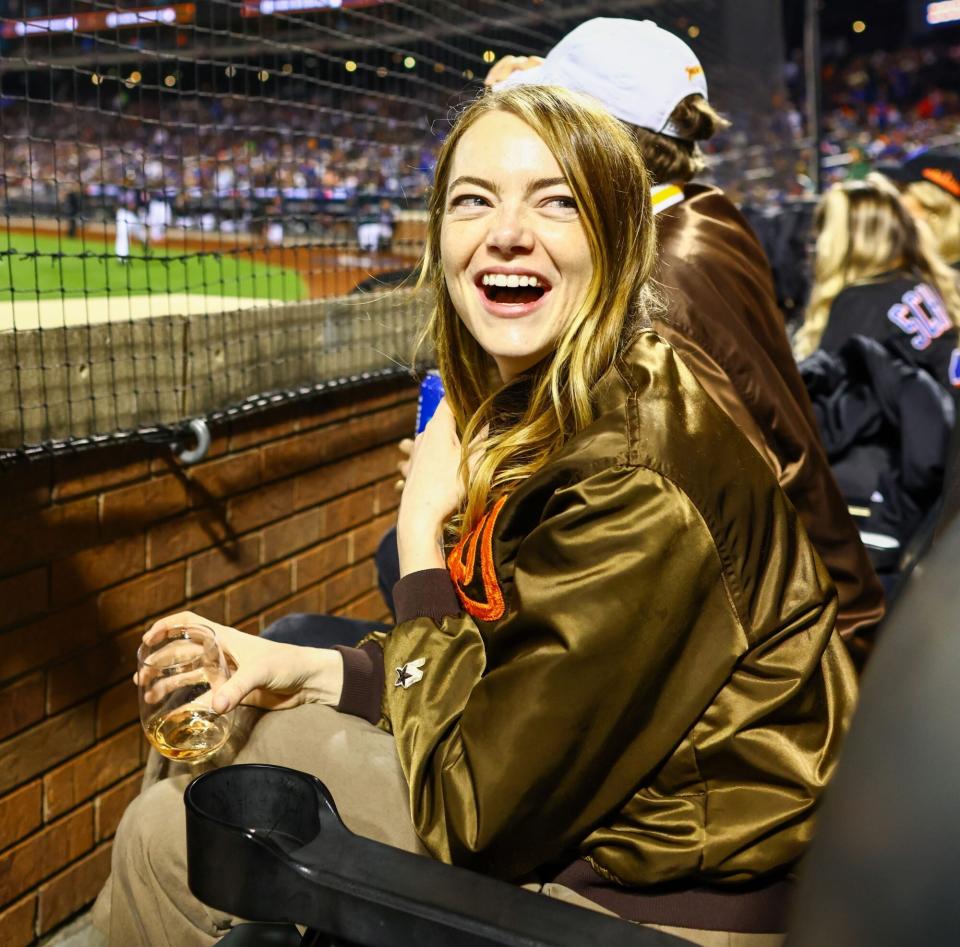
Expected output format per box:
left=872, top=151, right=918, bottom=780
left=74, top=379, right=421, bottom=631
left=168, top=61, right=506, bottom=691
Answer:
left=185, top=764, right=688, bottom=947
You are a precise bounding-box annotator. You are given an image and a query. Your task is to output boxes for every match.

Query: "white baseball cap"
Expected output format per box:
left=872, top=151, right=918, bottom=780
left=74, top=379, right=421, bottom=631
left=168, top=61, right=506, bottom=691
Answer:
left=499, top=18, right=709, bottom=139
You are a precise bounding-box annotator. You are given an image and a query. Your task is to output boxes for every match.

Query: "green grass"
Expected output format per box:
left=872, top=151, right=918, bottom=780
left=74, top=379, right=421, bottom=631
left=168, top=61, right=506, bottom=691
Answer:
left=0, top=231, right=308, bottom=301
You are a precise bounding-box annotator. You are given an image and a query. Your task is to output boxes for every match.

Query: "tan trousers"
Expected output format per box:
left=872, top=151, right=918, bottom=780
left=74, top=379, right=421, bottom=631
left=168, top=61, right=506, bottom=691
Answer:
left=91, top=703, right=784, bottom=947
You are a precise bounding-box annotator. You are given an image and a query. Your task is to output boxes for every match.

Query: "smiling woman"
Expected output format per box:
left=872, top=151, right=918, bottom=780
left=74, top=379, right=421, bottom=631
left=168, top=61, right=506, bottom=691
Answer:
left=439, top=111, right=594, bottom=382
left=422, top=86, right=656, bottom=535
left=95, top=86, right=856, bottom=947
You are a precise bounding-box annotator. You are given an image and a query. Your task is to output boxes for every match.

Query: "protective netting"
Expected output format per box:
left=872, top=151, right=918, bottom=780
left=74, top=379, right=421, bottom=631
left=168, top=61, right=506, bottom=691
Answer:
left=0, top=0, right=792, bottom=460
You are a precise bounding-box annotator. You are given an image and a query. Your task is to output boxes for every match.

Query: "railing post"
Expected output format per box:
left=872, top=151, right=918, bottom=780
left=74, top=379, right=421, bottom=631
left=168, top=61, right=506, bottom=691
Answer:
left=805, top=0, right=824, bottom=194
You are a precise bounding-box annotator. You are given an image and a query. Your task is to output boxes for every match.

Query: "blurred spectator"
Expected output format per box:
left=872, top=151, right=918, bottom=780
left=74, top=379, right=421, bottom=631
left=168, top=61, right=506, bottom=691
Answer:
left=794, top=174, right=960, bottom=387
left=265, top=195, right=284, bottom=246
left=114, top=191, right=146, bottom=261
left=65, top=188, right=81, bottom=238
left=356, top=198, right=394, bottom=252
left=796, top=175, right=959, bottom=576
left=146, top=190, right=171, bottom=245
left=883, top=148, right=960, bottom=270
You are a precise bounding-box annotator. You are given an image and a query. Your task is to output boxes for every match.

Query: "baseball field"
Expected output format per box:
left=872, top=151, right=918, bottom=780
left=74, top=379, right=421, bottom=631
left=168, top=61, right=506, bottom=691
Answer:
left=0, top=228, right=309, bottom=330
left=0, top=226, right=421, bottom=331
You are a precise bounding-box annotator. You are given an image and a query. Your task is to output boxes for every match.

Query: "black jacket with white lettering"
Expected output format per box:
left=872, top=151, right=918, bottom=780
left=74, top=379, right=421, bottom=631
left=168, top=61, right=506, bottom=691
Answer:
left=819, top=271, right=960, bottom=395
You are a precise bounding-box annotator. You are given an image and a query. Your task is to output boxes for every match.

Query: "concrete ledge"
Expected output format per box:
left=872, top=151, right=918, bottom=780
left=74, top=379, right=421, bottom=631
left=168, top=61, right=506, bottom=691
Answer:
left=0, top=288, right=430, bottom=449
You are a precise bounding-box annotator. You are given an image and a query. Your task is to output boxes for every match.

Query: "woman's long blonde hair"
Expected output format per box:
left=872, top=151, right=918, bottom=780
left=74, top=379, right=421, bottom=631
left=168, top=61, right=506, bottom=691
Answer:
left=905, top=179, right=960, bottom=266
left=420, top=85, right=657, bottom=535
left=794, top=174, right=960, bottom=359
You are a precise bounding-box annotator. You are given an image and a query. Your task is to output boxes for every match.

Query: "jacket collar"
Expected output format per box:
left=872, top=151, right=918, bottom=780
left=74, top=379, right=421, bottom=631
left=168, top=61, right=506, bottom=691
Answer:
left=651, top=183, right=685, bottom=215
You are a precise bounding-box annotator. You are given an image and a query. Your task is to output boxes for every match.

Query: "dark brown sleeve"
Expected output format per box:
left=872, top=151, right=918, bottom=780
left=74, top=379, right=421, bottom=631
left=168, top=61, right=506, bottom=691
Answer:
left=393, top=568, right=461, bottom=624
left=334, top=641, right=385, bottom=723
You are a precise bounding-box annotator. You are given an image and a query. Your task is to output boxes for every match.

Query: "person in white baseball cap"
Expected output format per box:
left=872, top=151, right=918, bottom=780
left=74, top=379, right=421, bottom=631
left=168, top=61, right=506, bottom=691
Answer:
left=493, top=17, right=721, bottom=187
left=497, top=17, right=707, bottom=134
left=490, top=18, right=887, bottom=664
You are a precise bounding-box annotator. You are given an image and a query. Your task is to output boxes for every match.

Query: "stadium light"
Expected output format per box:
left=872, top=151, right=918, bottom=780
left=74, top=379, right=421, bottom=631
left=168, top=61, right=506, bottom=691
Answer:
left=282, top=63, right=293, bottom=74
left=403, top=56, right=416, bottom=69
left=258, top=70, right=270, bottom=81
left=345, top=60, right=358, bottom=72
left=91, top=73, right=102, bottom=85
left=927, top=1, right=960, bottom=25
left=107, top=8, right=177, bottom=28
left=463, top=68, right=474, bottom=79
left=1, top=4, right=195, bottom=39
left=687, top=24, right=700, bottom=38
left=241, top=0, right=384, bottom=17
left=164, top=74, right=177, bottom=87
left=482, top=50, right=496, bottom=63
left=225, top=65, right=237, bottom=77
left=852, top=20, right=866, bottom=33
left=434, top=63, right=445, bottom=73
left=376, top=66, right=388, bottom=78
left=129, top=71, right=142, bottom=83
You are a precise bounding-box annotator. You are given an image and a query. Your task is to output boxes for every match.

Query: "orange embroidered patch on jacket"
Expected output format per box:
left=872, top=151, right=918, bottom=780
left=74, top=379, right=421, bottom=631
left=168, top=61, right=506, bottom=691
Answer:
left=447, top=495, right=507, bottom=622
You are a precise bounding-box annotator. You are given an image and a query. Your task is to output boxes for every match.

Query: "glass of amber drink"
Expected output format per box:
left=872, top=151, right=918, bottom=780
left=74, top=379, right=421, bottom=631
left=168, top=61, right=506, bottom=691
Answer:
left=138, top=624, right=232, bottom=763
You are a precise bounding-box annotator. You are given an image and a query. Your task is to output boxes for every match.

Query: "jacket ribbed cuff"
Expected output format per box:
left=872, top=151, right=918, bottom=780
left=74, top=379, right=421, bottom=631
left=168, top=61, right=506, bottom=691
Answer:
left=334, top=641, right=385, bottom=724
left=393, top=568, right=461, bottom=624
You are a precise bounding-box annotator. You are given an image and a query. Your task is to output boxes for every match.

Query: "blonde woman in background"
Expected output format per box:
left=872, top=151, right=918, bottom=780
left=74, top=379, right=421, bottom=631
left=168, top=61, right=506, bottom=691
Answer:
left=905, top=180, right=960, bottom=270
left=889, top=150, right=960, bottom=271
left=795, top=174, right=960, bottom=394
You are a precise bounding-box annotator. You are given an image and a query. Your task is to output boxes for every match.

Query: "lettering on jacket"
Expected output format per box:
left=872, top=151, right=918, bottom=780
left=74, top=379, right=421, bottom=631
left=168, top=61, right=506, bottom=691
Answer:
left=886, top=282, right=952, bottom=350
left=447, top=495, right=507, bottom=622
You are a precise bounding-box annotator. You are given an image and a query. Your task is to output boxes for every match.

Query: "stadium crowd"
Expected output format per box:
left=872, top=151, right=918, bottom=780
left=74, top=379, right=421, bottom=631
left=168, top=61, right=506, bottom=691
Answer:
left=1, top=36, right=958, bottom=234
left=0, top=87, right=438, bottom=233
left=707, top=38, right=960, bottom=204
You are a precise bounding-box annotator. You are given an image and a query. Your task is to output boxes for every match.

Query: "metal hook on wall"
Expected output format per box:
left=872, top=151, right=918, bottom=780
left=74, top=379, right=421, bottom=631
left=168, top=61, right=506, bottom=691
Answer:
left=172, top=418, right=212, bottom=466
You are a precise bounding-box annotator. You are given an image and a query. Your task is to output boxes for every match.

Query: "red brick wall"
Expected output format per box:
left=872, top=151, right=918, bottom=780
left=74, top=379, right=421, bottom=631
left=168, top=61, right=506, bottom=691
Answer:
left=0, top=376, right=416, bottom=944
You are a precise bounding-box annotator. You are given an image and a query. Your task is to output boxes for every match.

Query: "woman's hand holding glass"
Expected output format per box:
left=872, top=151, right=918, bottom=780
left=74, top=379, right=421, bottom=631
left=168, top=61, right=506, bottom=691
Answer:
left=136, top=611, right=344, bottom=761
left=138, top=623, right=233, bottom=763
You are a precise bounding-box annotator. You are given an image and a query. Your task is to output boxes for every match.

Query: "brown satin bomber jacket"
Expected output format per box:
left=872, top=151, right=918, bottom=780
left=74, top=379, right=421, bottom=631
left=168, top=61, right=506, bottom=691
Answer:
left=336, top=330, right=858, bottom=897
left=654, top=185, right=884, bottom=662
